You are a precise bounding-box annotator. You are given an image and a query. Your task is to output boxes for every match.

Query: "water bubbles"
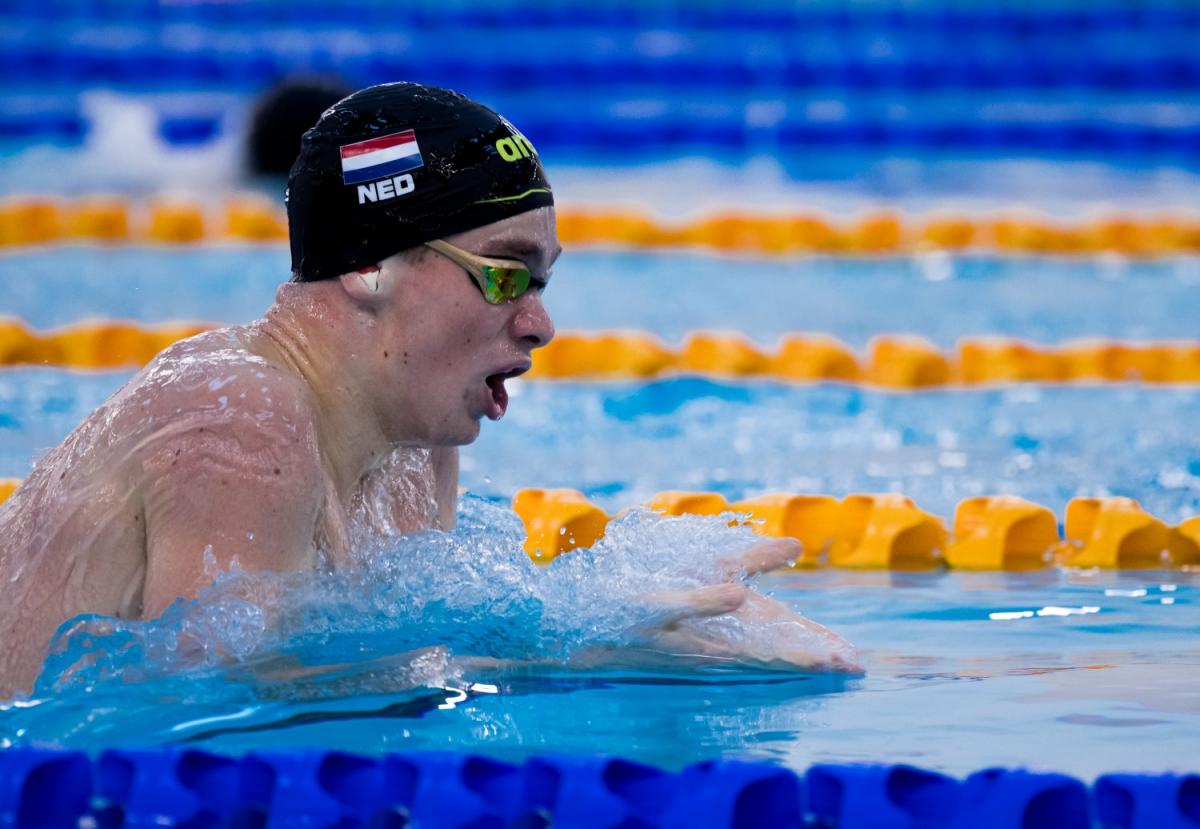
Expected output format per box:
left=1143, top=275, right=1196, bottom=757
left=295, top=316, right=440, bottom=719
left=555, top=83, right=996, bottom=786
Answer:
left=30, top=498, right=853, bottom=705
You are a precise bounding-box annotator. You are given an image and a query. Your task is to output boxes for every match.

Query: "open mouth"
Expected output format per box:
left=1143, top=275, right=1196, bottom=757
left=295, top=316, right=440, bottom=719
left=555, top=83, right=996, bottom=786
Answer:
left=484, top=365, right=529, bottom=421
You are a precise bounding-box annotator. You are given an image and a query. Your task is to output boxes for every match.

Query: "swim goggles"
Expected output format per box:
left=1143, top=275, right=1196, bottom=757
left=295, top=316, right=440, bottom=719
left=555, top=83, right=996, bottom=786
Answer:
left=424, top=239, right=542, bottom=304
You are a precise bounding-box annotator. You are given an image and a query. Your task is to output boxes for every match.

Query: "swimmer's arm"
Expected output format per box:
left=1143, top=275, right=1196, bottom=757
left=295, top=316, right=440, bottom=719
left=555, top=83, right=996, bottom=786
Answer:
left=137, top=410, right=323, bottom=619
left=432, top=447, right=458, bottom=530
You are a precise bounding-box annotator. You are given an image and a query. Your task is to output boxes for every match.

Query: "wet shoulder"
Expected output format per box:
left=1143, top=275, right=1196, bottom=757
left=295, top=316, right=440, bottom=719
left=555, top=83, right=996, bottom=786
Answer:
left=117, top=328, right=322, bottom=466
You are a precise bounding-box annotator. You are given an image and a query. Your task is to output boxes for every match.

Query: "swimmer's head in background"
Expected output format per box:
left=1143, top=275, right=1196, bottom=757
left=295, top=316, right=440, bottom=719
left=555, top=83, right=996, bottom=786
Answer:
left=248, top=77, right=353, bottom=177
left=286, top=82, right=554, bottom=282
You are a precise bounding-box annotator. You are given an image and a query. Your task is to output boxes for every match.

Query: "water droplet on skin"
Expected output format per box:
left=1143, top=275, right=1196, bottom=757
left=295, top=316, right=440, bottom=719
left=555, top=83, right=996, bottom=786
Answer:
left=201, top=545, right=217, bottom=577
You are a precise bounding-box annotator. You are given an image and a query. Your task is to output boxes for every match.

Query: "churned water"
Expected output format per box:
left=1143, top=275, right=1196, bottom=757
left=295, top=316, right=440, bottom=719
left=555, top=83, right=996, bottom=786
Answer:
left=0, top=496, right=1193, bottom=780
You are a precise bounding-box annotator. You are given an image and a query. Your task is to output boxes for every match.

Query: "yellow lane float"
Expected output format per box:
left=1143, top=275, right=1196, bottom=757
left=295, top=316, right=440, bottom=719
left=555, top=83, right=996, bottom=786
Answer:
left=866, top=336, right=953, bottom=389
left=68, top=198, right=131, bottom=242
left=647, top=491, right=732, bottom=517
left=731, top=493, right=841, bottom=567
left=945, top=496, right=1060, bottom=570
left=0, top=199, right=61, bottom=246
left=5, top=196, right=1200, bottom=256
left=1167, top=516, right=1200, bottom=566
left=226, top=195, right=289, bottom=241
left=512, top=488, right=609, bottom=562
left=958, top=338, right=1066, bottom=384
left=771, top=335, right=860, bottom=382
left=147, top=200, right=206, bottom=244
left=678, top=333, right=770, bottom=377
left=829, top=493, right=946, bottom=570
left=1057, top=497, right=1173, bottom=569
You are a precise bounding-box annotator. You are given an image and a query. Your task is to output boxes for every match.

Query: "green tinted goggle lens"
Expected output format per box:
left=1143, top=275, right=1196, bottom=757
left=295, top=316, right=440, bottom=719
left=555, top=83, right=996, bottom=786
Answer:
left=481, top=264, right=532, bottom=304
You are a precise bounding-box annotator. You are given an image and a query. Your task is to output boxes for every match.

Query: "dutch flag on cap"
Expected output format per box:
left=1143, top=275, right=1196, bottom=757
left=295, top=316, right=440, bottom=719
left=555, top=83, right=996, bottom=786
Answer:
left=339, top=130, right=423, bottom=185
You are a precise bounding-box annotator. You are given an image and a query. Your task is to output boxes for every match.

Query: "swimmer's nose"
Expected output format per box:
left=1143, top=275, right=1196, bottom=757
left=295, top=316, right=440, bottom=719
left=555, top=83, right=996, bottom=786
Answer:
left=512, top=293, right=555, bottom=348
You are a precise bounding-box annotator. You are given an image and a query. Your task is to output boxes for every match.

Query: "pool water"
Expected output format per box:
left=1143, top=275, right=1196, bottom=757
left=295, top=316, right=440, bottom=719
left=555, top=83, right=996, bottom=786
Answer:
left=0, top=246, right=1197, bottom=778
left=1, top=523, right=1194, bottom=780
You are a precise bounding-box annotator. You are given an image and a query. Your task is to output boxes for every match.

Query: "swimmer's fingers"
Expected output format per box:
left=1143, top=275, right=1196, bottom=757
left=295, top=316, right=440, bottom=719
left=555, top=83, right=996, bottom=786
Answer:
left=640, top=583, right=749, bottom=627
left=717, top=537, right=802, bottom=580
left=736, top=592, right=865, bottom=673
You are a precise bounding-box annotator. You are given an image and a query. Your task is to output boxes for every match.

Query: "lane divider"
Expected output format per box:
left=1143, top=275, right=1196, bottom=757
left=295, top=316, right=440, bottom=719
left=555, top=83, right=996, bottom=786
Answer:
left=2, top=477, right=1194, bottom=570
left=0, top=319, right=212, bottom=369
left=3, top=320, right=1200, bottom=387
left=1, top=746, right=1193, bottom=828
left=3, top=197, right=1200, bottom=256
left=512, top=489, right=1200, bottom=570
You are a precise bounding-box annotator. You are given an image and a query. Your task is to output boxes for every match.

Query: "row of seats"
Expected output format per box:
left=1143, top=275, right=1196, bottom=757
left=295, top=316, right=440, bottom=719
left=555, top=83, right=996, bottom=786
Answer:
left=2, top=747, right=1192, bottom=829
left=2, top=318, right=1199, bottom=387
left=4, top=1, right=1198, bottom=33
left=514, top=489, right=1200, bottom=569
left=5, top=197, right=1200, bottom=257
left=5, top=32, right=1200, bottom=92
left=4, top=101, right=1200, bottom=158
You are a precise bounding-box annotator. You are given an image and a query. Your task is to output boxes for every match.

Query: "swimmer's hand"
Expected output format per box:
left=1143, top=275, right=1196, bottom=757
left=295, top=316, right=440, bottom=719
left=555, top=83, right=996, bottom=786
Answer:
left=632, top=539, right=863, bottom=674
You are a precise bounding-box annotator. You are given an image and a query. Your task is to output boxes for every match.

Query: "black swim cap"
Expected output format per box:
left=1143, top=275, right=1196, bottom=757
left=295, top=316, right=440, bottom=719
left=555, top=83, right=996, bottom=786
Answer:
left=286, top=82, right=554, bottom=282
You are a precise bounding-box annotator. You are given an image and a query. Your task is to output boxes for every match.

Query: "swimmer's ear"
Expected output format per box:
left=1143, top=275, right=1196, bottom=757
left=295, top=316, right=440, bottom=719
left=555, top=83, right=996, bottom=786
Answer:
left=338, top=264, right=391, bottom=303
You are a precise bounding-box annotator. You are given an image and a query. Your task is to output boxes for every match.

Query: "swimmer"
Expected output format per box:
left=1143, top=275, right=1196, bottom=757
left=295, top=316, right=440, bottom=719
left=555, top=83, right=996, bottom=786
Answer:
left=0, top=83, right=857, bottom=696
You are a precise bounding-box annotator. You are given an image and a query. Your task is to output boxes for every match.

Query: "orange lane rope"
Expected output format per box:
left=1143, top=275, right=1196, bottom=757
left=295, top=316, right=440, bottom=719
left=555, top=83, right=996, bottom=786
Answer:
left=2, top=320, right=1198, bottom=387
left=0, top=478, right=1192, bottom=571
left=513, top=489, right=1200, bottom=570
left=2, top=196, right=1200, bottom=256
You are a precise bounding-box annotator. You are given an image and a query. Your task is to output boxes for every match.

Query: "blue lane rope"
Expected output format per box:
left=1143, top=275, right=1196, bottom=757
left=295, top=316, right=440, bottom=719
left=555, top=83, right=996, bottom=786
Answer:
left=0, top=747, right=1194, bottom=828
left=3, top=1, right=1199, bottom=32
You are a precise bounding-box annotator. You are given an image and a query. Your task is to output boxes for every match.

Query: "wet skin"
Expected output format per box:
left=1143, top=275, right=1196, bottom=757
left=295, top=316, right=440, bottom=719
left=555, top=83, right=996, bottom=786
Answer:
left=0, top=206, right=857, bottom=697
